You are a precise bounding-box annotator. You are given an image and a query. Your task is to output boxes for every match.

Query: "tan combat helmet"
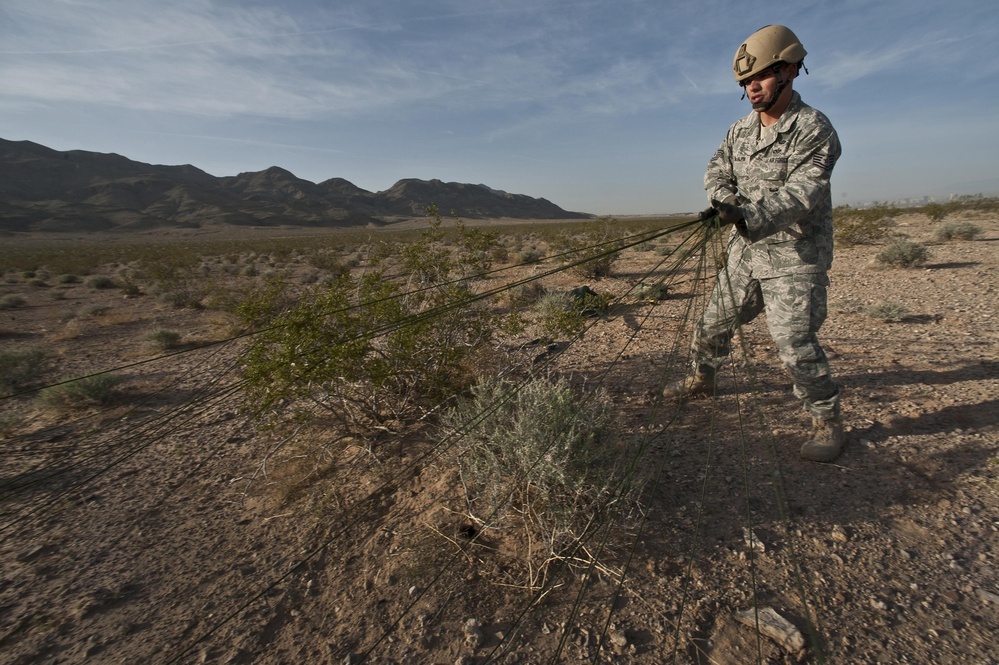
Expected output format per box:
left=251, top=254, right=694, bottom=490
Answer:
left=732, top=25, right=807, bottom=84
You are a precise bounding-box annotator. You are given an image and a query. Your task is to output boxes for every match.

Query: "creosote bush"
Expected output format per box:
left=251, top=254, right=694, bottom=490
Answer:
left=557, top=217, right=625, bottom=279
left=876, top=238, right=930, bottom=268
left=239, top=210, right=501, bottom=440
left=444, top=375, right=632, bottom=583
left=834, top=205, right=897, bottom=246
left=241, top=272, right=492, bottom=435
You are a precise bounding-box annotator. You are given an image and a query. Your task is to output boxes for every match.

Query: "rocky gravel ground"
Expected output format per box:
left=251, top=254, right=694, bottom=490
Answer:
left=0, top=211, right=996, bottom=664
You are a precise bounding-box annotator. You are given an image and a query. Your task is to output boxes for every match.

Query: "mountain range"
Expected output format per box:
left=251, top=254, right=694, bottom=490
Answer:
left=0, top=138, right=589, bottom=233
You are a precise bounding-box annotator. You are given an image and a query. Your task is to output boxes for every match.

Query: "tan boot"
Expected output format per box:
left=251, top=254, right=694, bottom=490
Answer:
left=800, top=417, right=845, bottom=462
left=662, top=367, right=716, bottom=400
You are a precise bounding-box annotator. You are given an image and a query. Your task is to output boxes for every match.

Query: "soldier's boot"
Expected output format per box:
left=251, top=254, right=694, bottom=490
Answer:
left=800, top=416, right=845, bottom=462
left=662, top=367, right=716, bottom=400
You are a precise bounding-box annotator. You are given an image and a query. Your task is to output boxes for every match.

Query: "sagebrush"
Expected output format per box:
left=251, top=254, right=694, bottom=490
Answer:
left=443, top=374, right=634, bottom=585
left=876, top=239, right=930, bottom=268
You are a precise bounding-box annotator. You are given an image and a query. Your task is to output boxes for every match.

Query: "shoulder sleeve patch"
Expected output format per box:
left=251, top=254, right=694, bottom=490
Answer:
left=812, top=154, right=837, bottom=171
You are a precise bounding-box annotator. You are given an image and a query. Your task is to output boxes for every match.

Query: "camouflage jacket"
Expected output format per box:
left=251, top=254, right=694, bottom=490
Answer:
left=705, top=91, right=841, bottom=277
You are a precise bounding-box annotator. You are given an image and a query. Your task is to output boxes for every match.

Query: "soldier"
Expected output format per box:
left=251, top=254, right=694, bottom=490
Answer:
left=663, top=25, right=844, bottom=462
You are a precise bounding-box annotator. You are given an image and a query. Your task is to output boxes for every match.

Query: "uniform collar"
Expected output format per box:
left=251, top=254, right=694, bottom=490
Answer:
left=747, top=91, right=802, bottom=149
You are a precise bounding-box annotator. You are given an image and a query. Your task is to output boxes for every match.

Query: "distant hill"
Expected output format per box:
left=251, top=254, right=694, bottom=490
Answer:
left=0, top=138, right=590, bottom=233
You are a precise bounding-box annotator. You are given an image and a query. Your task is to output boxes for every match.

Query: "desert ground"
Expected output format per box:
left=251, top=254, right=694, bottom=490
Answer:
left=1, top=210, right=997, bottom=664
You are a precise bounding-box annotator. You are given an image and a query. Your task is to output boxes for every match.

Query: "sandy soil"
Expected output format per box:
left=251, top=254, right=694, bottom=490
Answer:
left=1, top=212, right=997, bottom=664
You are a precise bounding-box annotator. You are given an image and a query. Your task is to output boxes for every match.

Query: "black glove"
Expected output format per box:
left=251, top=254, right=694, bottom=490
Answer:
left=711, top=198, right=743, bottom=227
left=698, top=207, right=717, bottom=221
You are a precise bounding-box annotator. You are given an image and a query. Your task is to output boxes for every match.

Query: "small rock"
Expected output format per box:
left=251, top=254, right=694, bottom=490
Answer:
left=609, top=629, right=629, bottom=648
left=976, top=588, right=999, bottom=605
left=734, top=607, right=804, bottom=653
left=15, top=545, right=45, bottom=563
left=743, top=528, right=766, bottom=554
left=830, top=525, right=849, bottom=543
left=463, top=618, right=484, bottom=649
left=940, top=589, right=961, bottom=606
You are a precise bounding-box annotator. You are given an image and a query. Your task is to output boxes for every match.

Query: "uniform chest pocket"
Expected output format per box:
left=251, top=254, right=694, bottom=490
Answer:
left=758, top=157, right=789, bottom=182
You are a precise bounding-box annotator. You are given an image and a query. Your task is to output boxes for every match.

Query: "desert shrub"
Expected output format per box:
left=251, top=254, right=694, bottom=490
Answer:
left=533, top=291, right=583, bottom=340
left=834, top=205, right=897, bottom=246
left=876, top=239, right=930, bottom=268
left=20, top=271, right=36, bottom=279
left=518, top=248, right=544, bottom=265
left=953, top=194, right=999, bottom=212
left=58, top=274, right=81, bottom=284
left=508, top=282, right=547, bottom=308
left=304, top=249, right=350, bottom=276
left=921, top=202, right=950, bottom=223
left=240, top=264, right=259, bottom=277
left=37, top=373, right=123, bottom=409
left=396, top=206, right=499, bottom=284
left=0, top=412, right=25, bottom=436
left=833, top=299, right=866, bottom=314
left=147, top=329, right=182, bottom=350
left=81, top=304, right=110, bottom=317
left=489, top=245, right=510, bottom=263
left=934, top=221, right=982, bottom=242
left=85, top=275, right=116, bottom=289
left=0, top=294, right=27, bottom=310
left=453, top=222, right=499, bottom=277
left=635, top=282, right=670, bottom=302
left=443, top=375, right=631, bottom=584
left=158, top=284, right=206, bottom=309
left=557, top=217, right=625, bottom=279
left=865, top=301, right=909, bottom=323
left=29, top=278, right=48, bottom=288
left=240, top=269, right=494, bottom=437
left=533, top=288, right=609, bottom=339
left=0, top=348, right=47, bottom=393
left=655, top=239, right=677, bottom=257
left=120, top=280, right=143, bottom=297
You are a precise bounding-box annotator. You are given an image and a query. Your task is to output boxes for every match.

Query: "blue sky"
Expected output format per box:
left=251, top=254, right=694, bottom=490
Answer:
left=2, top=1, right=997, bottom=215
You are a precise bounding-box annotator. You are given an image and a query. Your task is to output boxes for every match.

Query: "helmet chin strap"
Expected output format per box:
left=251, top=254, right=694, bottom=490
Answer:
left=740, top=65, right=792, bottom=112
left=750, top=66, right=790, bottom=112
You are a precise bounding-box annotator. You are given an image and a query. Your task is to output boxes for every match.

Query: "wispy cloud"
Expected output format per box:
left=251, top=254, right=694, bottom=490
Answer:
left=0, top=0, right=730, bottom=122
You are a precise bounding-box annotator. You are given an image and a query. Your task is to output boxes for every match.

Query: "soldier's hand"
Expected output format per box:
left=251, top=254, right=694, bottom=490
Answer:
left=698, top=206, right=717, bottom=221
left=711, top=198, right=743, bottom=227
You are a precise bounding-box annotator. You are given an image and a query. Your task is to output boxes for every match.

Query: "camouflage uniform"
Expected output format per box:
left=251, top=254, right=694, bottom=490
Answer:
left=696, top=91, right=842, bottom=420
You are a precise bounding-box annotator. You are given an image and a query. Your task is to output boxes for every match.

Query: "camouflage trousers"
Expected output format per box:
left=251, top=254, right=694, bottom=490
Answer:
left=692, top=259, right=841, bottom=420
